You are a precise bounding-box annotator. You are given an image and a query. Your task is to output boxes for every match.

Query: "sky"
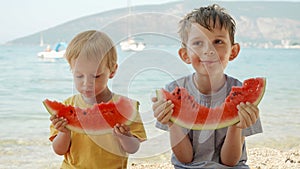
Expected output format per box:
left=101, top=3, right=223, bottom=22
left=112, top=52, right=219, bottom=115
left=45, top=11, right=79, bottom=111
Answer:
left=1, top=0, right=299, bottom=44
left=0, top=0, right=179, bottom=44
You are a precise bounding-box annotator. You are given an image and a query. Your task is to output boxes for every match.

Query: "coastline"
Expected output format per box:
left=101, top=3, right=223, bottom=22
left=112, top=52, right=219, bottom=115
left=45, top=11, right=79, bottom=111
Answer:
left=128, top=146, right=300, bottom=169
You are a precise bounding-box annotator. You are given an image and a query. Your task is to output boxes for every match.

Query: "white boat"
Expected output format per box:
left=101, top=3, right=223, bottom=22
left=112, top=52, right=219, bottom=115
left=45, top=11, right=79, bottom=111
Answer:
left=37, top=50, right=66, bottom=59
left=37, top=42, right=67, bottom=59
left=120, top=38, right=145, bottom=52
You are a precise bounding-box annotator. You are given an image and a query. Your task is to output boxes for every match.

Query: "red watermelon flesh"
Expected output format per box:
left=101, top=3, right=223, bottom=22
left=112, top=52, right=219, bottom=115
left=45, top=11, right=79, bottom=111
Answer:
left=156, top=77, right=266, bottom=130
left=43, top=96, right=138, bottom=135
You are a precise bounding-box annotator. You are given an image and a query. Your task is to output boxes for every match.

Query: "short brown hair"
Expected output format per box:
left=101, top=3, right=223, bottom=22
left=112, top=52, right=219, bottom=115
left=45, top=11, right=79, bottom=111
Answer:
left=178, top=4, right=236, bottom=47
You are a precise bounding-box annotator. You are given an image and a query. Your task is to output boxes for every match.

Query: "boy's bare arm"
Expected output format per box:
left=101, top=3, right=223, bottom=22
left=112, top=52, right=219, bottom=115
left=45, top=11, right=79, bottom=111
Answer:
left=114, top=124, right=141, bottom=154
left=152, top=98, right=193, bottom=163
left=221, top=102, right=260, bottom=166
left=169, top=123, right=193, bottom=163
left=52, top=132, right=71, bottom=155
left=220, top=126, right=244, bottom=166
left=50, top=115, right=71, bottom=155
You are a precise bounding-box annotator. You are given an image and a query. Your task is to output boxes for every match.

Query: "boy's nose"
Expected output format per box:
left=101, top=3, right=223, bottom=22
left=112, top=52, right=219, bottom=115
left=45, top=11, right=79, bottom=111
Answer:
left=83, top=77, right=93, bottom=86
left=202, top=42, right=215, bottom=56
left=204, top=50, right=215, bottom=56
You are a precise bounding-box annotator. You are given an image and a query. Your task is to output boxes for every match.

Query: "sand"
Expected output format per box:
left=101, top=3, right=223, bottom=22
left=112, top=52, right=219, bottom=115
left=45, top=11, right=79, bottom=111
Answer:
left=128, top=147, right=300, bottom=169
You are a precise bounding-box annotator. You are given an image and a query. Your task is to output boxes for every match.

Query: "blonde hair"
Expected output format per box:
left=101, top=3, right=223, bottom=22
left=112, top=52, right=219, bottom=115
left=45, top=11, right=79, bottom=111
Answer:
left=178, top=4, right=236, bottom=47
left=65, top=30, right=117, bottom=71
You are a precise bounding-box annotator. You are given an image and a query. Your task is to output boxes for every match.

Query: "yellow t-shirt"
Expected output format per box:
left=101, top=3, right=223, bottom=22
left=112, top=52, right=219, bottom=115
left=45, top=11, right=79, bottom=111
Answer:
left=49, top=94, right=147, bottom=169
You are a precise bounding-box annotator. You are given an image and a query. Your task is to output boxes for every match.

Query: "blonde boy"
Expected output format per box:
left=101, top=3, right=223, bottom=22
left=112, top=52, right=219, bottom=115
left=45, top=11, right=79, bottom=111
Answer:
left=49, top=30, right=146, bottom=168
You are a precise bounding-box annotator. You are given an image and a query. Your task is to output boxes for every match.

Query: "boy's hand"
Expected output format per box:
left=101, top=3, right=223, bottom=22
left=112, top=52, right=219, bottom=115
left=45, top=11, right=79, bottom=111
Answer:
left=113, top=123, right=132, bottom=137
left=50, top=115, right=70, bottom=133
left=235, top=102, right=259, bottom=129
left=152, top=97, right=174, bottom=125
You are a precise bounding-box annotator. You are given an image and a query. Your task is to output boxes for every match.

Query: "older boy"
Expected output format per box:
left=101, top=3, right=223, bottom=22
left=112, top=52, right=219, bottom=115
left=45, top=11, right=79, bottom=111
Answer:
left=152, top=4, right=262, bottom=168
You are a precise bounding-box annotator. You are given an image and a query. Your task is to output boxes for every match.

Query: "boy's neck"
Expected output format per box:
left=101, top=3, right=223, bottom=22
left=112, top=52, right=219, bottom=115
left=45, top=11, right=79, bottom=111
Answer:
left=95, top=87, right=113, bottom=103
left=82, top=87, right=113, bottom=105
left=193, top=73, right=226, bottom=95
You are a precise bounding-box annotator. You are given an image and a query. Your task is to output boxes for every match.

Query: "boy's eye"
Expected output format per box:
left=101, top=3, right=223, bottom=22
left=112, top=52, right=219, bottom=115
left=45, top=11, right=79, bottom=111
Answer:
left=192, top=41, right=203, bottom=46
left=75, top=75, right=83, bottom=78
left=94, top=75, right=101, bottom=78
left=214, top=39, right=223, bottom=44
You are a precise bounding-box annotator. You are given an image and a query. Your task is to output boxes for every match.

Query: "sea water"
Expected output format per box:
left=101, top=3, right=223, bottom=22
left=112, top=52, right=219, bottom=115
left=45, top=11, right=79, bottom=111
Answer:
left=0, top=45, right=299, bottom=168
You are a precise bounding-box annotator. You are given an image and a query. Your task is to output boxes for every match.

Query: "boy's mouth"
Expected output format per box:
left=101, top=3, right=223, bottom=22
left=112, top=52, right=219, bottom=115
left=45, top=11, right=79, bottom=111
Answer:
left=83, top=90, right=94, bottom=96
left=201, top=60, right=219, bottom=64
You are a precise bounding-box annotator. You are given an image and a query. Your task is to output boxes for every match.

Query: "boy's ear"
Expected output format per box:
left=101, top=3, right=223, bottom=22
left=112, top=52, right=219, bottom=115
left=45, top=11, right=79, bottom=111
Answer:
left=229, top=43, right=240, bottom=61
left=109, top=64, right=118, bottom=78
left=178, top=48, right=191, bottom=64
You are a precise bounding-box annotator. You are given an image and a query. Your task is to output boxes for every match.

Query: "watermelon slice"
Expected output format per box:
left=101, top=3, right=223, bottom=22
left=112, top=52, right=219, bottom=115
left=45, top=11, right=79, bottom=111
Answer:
left=43, top=96, right=138, bottom=135
left=156, top=77, right=266, bottom=130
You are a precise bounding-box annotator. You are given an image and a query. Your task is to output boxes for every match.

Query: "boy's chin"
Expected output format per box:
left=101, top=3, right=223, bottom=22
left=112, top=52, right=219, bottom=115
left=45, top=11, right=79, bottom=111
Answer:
left=82, top=94, right=96, bottom=101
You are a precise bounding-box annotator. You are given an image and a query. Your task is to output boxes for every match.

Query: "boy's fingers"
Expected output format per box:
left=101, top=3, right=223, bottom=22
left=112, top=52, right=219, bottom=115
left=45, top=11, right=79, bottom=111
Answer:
left=156, top=105, right=174, bottom=124
left=54, top=120, right=63, bottom=129
left=237, top=103, right=252, bottom=128
left=152, top=99, right=166, bottom=112
left=151, top=97, right=158, bottom=102
left=246, top=102, right=259, bottom=118
left=113, top=126, right=120, bottom=135
left=240, top=102, right=259, bottom=125
left=153, top=100, right=173, bottom=118
left=160, top=109, right=173, bottom=124
left=242, top=105, right=257, bottom=124
left=122, top=124, right=130, bottom=131
left=119, top=126, right=126, bottom=133
left=50, top=115, right=57, bottom=121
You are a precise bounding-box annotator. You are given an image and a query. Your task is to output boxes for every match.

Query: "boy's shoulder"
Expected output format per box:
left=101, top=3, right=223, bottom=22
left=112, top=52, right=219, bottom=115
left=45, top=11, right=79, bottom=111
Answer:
left=113, top=93, right=140, bottom=105
left=226, top=75, right=242, bottom=86
left=165, top=74, right=193, bottom=92
left=63, top=94, right=81, bottom=105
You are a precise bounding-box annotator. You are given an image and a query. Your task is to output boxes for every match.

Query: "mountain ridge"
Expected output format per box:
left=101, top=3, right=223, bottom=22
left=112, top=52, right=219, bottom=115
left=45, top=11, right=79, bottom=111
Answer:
left=8, top=1, right=300, bottom=48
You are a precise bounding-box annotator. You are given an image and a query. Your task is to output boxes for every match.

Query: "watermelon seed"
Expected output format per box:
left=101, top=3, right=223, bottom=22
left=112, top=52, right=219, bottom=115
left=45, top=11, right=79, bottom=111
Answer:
left=178, top=96, right=181, bottom=100
left=83, top=111, right=87, bottom=115
left=232, top=92, right=242, bottom=96
left=177, top=88, right=181, bottom=94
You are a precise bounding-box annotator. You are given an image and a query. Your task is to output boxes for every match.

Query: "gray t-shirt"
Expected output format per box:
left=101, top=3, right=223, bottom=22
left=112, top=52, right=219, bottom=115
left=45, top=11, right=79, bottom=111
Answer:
left=156, top=73, right=263, bottom=169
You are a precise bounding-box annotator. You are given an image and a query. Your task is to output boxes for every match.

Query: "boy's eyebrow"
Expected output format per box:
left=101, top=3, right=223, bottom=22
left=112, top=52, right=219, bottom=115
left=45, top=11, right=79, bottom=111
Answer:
left=215, top=34, right=226, bottom=38
left=215, top=35, right=227, bottom=38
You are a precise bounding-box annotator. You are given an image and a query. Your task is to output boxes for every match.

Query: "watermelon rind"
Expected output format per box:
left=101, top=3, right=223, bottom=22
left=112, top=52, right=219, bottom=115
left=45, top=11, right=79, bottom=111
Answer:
left=43, top=95, right=139, bottom=135
left=169, top=115, right=240, bottom=131
left=253, top=77, right=266, bottom=106
left=43, top=100, right=57, bottom=115
left=170, top=120, right=240, bottom=131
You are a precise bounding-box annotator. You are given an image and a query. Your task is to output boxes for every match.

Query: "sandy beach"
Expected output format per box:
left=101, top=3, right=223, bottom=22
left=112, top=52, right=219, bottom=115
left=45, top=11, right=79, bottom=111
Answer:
left=128, top=147, right=300, bottom=169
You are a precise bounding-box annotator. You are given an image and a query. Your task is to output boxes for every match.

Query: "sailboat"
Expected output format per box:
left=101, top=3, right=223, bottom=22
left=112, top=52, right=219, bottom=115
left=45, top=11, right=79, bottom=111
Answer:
left=120, top=0, right=145, bottom=52
left=39, top=33, right=44, bottom=47
left=120, top=37, right=145, bottom=52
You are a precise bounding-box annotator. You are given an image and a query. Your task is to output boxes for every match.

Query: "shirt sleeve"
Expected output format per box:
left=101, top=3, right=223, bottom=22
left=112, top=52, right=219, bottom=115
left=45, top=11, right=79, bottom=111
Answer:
left=242, top=117, right=263, bottom=136
left=129, top=102, right=147, bottom=141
